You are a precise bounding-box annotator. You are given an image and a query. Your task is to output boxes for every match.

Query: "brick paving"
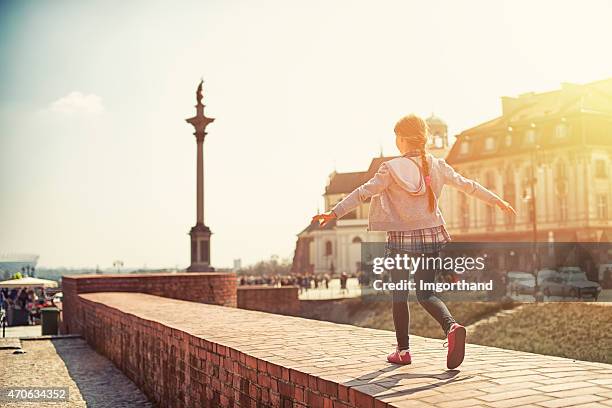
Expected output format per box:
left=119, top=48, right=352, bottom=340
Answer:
left=0, top=338, right=152, bottom=407
left=79, top=292, right=612, bottom=407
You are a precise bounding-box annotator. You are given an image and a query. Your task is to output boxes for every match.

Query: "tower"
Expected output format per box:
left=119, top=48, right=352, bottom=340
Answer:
left=186, top=80, right=215, bottom=272
left=426, top=114, right=450, bottom=158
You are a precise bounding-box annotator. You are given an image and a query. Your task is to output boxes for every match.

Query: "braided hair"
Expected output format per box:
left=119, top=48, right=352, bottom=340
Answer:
left=393, top=114, right=436, bottom=212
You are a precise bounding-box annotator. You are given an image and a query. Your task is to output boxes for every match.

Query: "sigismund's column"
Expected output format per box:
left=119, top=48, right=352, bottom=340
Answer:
left=186, top=80, right=215, bottom=272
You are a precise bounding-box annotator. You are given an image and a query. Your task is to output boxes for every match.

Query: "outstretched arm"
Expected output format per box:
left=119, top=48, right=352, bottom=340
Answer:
left=440, top=160, right=516, bottom=215
left=313, top=162, right=393, bottom=226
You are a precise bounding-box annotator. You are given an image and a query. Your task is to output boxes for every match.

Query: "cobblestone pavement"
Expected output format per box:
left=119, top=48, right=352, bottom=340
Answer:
left=83, top=292, right=612, bottom=408
left=1, top=325, right=42, bottom=338
left=0, top=338, right=152, bottom=407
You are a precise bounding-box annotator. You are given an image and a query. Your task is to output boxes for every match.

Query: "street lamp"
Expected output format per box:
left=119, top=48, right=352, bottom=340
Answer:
left=522, top=124, right=541, bottom=289
left=112, top=260, right=124, bottom=274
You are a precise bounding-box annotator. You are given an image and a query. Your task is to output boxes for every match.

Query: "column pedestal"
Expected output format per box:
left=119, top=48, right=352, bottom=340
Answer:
left=187, top=223, right=215, bottom=272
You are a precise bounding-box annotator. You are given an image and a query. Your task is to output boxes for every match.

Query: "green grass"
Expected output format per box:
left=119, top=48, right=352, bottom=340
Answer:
left=468, top=303, right=612, bottom=364
left=298, top=298, right=612, bottom=364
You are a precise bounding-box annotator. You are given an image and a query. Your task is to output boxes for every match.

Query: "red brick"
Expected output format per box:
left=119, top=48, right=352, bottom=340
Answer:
left=317, top=377, right=338, bottom=398
left=349, top=388, right=374, bottom=408
left=281, top=367, right=290, bottom=381
left=306, top=390, right=325, bottom=407
left=294, top=386, right=305, bottom=402
left=290, top=369, right=309, bottom=387
left=245, top=355, right=258, bottom=369
left=267, top=362, right=282, bottom=378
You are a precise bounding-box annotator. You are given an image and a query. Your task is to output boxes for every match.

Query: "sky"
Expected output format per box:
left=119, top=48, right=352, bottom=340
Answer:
left=1, top=0, right=612, bottom=269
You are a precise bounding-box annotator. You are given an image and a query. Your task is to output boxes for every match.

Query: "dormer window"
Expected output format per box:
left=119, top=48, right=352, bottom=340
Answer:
left=433, top=134, right=444, bottom=148
left=525, top=129, right=536, bottom=144
left=484, top=136, right=496, bottom=151
left=459, top=141, right=470, bottom=155
left=595, top=160, right=607, bottom=178
left=555, top=123, right=568, bottom=139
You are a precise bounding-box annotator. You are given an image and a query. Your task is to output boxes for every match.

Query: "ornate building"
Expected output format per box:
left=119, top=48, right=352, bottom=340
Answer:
left=292, top=81, right=612, bottom=278
left=443, top=79, right=612, bottom=245
left=292, top=115, right=451, bottom=275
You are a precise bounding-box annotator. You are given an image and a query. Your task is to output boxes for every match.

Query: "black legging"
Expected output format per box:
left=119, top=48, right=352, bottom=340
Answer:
left=390, top=250, right=456, bottom=350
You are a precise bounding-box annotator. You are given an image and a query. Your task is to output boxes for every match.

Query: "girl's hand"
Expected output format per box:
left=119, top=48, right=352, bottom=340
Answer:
left=496, top=199, right=517, bottom=216
left=312, top=211, right=337, bottom=227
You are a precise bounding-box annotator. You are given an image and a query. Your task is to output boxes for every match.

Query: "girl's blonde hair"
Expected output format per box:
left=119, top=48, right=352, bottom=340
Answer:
left=394, top=114, right=436, bottom=212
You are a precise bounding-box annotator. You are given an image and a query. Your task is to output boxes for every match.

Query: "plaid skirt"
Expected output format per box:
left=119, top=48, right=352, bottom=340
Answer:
left=385, top=225, right=451, bottom=255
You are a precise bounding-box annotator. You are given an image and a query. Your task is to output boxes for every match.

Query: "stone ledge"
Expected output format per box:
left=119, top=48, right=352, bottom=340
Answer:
left=63, top=272, right=233, bottom=280
left=237, top=286, right=300, bottom=315
left=61, top=272, right=237, bottom=334
left=77, top=292, right=612, bottom=408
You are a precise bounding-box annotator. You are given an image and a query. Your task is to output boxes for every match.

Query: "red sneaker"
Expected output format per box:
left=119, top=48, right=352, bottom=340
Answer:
left=387, top=348, right=412, bottom=365
left=446, top=323, right=466, bottom=369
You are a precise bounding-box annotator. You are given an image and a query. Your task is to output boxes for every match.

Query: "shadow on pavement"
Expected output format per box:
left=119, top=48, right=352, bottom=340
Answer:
left=344, top=364, right=473, bottom=400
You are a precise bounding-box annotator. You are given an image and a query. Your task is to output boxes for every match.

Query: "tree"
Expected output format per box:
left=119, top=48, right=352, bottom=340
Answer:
left=237, top=256, right=292, bottom=276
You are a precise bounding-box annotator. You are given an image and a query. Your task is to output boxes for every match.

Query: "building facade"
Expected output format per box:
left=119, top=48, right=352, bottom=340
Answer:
left=443, top=79, right=612, bottom=244
left=292, top=81, right=612, bottom=278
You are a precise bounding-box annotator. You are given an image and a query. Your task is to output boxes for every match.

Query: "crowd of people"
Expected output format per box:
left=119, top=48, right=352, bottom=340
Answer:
left=239, top=271, right=374, bottom=293
left=239, top=273, right=332, bottom=292
left=0, top=287, right=54, bottom=325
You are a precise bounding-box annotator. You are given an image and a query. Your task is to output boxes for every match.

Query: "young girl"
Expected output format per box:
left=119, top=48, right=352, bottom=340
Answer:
left=313, top=114, right=516, bottom=369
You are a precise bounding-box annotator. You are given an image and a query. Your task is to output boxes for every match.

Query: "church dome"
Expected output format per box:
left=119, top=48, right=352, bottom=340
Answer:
left=426, top=114, right=446, bottom=126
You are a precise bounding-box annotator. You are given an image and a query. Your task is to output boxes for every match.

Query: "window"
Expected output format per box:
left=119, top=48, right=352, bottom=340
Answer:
left=527, top=199, right=535, bottom=223
left=555, top=123, right=568, bottom=139
left=459, top=193, right=469, bottom=228
left=485, top=172, right=496, bottom=228
left=555, top=160, right=569, bottom=222
left=522, top=167, right=534, bottom=223
left=504, top=167, right=516, bottom=227
left=598, top=195, right=609, bottom=220
left=558, top=197, right=568, bottom=222
left=525, top=129, right=536, bottom=144
left=505, top=134, right=512, bottom=147
left=325, top=241, right=333, bottom=256
left=459, top=141, right=470, bottom=155
left=556, top=160, right=568, bottom=180
left=595, top=160, right=607, bottom=178
left=484, top=136, right=496, bottom=151
left=433, top=134, right=444, bottom=148
left=486, top=203, right=495, bottom=228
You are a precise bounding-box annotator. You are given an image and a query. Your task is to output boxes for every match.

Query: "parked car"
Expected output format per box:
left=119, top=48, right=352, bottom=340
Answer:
left=536, top=269, right=559, bottom=283
left=506, top=271, right=536, bottom=295
left=599, top=264, right=612, bottom=289
left=540, top=267, right=601, bottom=300
left=558, top=267, right=601, bottom=299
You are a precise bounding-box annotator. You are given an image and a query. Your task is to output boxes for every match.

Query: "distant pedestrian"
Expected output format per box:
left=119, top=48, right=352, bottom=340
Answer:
left=340, top=272, right=348, bottom=292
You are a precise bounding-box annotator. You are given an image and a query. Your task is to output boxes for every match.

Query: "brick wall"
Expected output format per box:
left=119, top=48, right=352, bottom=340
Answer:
left=76, top=293, right=369, bottom=408
left=62, top=273, right=236, bottom=334
left=237, top=286, right=300, bottom=316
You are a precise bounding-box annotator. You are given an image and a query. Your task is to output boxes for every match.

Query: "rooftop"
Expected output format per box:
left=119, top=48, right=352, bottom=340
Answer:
left=325, top=156, right=397, bottom=195
left=447, top=77, right=612, bottom=164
